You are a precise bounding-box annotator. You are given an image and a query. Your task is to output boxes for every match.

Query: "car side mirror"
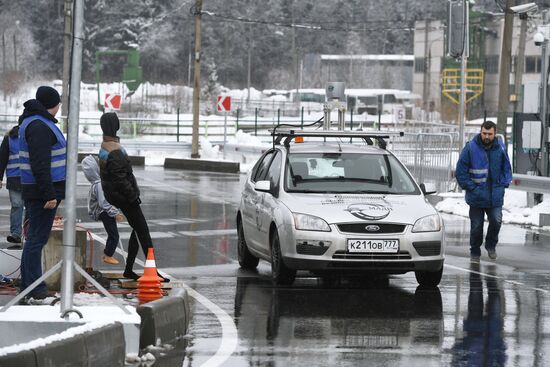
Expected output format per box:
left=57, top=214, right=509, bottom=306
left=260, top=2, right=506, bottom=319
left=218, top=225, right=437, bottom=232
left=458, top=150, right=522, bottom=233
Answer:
left=255, top=180, right=271, bottom=193
left=420, top=183, right=437, bottom=195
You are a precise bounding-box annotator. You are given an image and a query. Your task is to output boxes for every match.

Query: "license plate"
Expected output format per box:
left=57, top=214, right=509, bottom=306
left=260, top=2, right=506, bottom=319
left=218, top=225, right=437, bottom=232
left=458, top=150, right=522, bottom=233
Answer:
left=347, top=239, right=399, bottom=253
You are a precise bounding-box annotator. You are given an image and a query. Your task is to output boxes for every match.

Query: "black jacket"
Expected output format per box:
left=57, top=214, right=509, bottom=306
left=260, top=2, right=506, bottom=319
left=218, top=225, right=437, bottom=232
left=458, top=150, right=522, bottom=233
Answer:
left=100, top=149, right=140, bottom=208
left=0, top=126, right=21, bottom=191
left=18, top=99, right=65, bottom=201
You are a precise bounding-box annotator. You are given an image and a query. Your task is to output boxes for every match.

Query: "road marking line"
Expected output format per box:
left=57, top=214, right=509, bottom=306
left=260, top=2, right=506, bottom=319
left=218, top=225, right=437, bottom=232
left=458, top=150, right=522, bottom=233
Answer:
left=122, top=173, right=240, bottom=365
left=91, top=232, right=238, bottom=366
left=445, top=263, right=550, bottom=294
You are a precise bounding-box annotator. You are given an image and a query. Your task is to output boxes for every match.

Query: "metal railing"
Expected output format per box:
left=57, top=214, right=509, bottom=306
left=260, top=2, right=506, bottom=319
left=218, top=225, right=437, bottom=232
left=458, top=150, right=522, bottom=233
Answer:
left=389, top=132, right=455, bottom=192
left=510, top=174, right=550, bottom=194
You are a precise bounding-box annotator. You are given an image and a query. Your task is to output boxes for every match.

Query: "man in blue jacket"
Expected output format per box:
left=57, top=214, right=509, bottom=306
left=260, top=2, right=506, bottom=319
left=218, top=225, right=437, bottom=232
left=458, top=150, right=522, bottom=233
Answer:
left=18, top=86, right=65, bottom=301
left=456, top=121, right=512, bottom=262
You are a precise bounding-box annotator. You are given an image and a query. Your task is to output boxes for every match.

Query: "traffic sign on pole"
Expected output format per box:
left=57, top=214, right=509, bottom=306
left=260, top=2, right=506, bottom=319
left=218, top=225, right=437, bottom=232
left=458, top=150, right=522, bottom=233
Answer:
left=104, top=93, right=121, bottom=110
left=217, top=95, right=231, bottom=112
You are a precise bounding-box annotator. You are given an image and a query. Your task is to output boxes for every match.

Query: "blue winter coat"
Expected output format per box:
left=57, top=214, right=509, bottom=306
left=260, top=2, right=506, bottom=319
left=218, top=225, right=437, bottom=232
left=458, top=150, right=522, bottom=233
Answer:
left=455, top=134, right=512, bottom=208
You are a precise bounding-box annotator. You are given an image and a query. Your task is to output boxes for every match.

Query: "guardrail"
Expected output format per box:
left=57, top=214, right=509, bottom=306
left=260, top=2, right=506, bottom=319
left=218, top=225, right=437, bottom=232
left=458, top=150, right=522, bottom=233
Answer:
left=78, top=141, right=193, bottom=152
left=510, top=174, right=550, bottom=194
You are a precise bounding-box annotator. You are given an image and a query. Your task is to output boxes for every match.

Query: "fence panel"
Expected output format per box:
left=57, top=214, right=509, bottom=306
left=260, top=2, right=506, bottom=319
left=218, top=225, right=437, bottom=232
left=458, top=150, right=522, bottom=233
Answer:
left=389, top=132, right=455, bottom=192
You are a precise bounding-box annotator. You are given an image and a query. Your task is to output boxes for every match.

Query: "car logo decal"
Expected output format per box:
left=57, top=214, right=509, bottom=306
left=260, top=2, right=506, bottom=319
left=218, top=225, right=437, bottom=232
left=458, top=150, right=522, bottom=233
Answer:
left=365, top=225, right=380, bottom=232
left=345, top=203, right=390, bottom=220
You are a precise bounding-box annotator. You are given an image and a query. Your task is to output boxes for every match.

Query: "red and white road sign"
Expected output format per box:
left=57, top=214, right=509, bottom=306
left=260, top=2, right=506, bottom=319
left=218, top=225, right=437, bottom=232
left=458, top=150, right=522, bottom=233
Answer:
left=104, top=93, right=121, bottom=110
left=217, top=96, right=231, bottom=112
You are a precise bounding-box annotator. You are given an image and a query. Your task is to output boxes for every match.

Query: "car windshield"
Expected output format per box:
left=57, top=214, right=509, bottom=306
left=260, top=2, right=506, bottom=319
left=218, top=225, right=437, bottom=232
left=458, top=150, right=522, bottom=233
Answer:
left=285, top=152, right=420, bottom=194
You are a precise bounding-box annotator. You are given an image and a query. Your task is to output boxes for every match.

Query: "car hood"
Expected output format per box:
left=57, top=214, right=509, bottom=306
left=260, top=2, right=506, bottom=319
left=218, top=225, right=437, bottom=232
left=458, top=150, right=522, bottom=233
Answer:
left=281, top=193, right=437, bottom=225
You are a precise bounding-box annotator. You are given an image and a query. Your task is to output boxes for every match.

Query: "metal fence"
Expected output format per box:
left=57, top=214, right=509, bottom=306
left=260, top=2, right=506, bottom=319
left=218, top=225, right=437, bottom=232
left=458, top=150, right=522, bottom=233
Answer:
left=389, top=132, right=456, bottom=192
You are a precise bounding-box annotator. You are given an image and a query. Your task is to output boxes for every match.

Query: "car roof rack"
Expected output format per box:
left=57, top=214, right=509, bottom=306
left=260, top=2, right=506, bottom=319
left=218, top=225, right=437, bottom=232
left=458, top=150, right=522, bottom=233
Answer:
left=270, top=129, right=404, bottom=150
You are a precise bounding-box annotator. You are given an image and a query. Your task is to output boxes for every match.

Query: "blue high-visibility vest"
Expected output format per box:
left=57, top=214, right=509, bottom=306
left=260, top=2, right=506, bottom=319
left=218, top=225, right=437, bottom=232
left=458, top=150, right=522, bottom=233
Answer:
left=6, top=135, right=20, bottom=178
left=18, top=115, right=66, bottom=184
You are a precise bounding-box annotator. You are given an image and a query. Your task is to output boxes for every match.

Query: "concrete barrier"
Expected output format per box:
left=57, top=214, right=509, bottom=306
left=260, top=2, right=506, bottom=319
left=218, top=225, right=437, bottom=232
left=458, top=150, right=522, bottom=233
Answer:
left=83, top=322, right=126, bottom=367
left=42, top=228, right=87, bottom=291
left=0, top=322, right=126, bottom=367
left=136, top=289, right=190, bottom=349
left=164, top=158, right=239, bottom=173
left=34, top=333, right=87, bottom=367
left=0, top=349, right=37, bottom=367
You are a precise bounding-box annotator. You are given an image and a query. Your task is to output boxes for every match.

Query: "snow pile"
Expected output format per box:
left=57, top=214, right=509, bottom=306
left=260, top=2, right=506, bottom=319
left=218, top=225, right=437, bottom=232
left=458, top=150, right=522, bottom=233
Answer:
left=199, top=136, right=220, bottom=159
left=436, top=189, right=550, bottom=226
left=126, top=352, right=156, bottom=364
left=229, top=130, right=268, bottom=147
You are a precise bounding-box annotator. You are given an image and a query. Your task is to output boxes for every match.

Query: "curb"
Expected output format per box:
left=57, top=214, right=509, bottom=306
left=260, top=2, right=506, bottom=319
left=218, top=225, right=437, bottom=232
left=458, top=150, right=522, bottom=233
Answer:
left=164, top=158, right=239, bottom=173
left=136, top=288, right=190, bottom=349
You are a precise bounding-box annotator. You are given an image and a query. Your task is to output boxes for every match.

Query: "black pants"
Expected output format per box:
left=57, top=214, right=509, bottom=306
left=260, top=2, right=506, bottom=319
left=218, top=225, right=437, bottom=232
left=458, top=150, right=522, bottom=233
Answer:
left=118, top=200, right=152, bottom=272
left=98, top=211, right=119, bottom=257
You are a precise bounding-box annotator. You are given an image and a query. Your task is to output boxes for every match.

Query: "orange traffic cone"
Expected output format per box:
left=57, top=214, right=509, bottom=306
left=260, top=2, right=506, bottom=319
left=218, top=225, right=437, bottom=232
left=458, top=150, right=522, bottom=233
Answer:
left=137, top=248, right=163, bottom=304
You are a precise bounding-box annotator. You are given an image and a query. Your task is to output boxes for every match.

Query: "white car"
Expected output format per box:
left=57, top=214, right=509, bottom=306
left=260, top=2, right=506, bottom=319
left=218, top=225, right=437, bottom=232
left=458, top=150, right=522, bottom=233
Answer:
left=236, top=130, right=444, bottom=287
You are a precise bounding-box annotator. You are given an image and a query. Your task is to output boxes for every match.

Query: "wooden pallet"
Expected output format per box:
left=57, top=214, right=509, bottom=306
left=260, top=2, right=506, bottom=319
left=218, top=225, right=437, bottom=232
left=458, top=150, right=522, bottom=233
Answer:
left=118, top=278, right=172, bottom=289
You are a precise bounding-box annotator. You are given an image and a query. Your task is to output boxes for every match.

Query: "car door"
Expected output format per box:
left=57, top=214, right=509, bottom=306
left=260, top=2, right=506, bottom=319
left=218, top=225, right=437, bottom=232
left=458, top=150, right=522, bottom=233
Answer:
left=241, top=150, right=274, bottom=249
left=255, top=151, right=283, bottom=255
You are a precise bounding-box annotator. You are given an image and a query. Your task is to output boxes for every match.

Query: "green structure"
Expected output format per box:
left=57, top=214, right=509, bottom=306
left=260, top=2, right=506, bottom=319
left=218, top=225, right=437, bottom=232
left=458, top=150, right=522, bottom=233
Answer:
left=95, top=48, right=143, bottom=111
left=442, top=8, right=493, bottom=120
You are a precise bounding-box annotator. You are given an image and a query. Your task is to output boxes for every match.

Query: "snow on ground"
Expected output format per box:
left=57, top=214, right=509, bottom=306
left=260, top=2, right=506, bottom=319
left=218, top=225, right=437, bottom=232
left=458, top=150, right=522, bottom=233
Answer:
left=436, top=189, right=550, bottom=227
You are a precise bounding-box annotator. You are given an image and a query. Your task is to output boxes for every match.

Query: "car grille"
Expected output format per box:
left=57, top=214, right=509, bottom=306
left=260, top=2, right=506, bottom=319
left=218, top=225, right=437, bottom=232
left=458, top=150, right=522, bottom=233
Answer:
left=337, top=223, right=406, bottom=234
left=332, top=251, right=412, bottom=260
left=412, top=241, right=441, bottom=256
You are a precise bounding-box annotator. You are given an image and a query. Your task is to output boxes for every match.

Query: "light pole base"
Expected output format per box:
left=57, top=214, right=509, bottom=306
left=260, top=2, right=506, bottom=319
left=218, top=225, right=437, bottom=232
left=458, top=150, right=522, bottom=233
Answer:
left=191, top=153, right=200, bottom=159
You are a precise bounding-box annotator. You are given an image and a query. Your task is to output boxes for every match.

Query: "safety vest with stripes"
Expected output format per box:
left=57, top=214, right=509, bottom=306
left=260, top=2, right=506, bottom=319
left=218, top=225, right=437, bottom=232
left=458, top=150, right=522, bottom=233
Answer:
left=468, top=137, right=511, bottom=186
left=19, top=115, right=66, bottom=184
left=6, top=135, right=20, bottom=178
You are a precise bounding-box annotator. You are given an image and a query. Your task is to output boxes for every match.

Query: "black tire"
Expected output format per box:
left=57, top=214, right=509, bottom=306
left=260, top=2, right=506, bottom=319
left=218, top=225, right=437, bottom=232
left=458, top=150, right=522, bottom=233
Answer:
left=415, top=267, right=443, bottom=288
left=237, top=219, right=259, bottom=269
left=270, top=231, right=296, bottom=285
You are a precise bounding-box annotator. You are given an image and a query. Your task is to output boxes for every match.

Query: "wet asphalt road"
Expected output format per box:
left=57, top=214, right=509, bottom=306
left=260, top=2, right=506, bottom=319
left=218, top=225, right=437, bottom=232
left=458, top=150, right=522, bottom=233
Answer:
left=2, top=167, right=550, bottom=366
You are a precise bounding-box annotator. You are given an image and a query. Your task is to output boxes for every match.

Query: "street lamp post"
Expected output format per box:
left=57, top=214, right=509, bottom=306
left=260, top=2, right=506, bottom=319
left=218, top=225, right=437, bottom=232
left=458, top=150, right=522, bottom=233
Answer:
left=537, top=19, right=550, bottom=177
left=458, top=0, right=469, bottom=154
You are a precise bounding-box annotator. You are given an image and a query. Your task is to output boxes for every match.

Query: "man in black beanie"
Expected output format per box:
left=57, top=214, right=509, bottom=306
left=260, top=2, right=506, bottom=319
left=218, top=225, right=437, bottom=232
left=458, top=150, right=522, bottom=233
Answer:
left=17, top=85, right=65, bottom=302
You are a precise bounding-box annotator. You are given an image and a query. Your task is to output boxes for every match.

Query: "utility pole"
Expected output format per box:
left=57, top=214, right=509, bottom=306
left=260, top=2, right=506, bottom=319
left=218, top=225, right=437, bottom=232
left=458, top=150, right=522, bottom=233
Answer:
left=496, top=0, right=515, bottom=140
left=2, top=32, right=5, bottom=102
left=61, top=0, right=73, bottom=129
left=246, top=23, right=252, bottom=107
left=540, top=10, right=550, bottom=177
left=12, top=34, right=16, bottom=72
left=458, top=0, right=469, bottom=153
left=2, top=32, right=5, bottom=73
left=191, top=0, right=203, bottom=158
left=422, top=20, right=431, bottom=112
left=512, top=13, right=527, bottom=115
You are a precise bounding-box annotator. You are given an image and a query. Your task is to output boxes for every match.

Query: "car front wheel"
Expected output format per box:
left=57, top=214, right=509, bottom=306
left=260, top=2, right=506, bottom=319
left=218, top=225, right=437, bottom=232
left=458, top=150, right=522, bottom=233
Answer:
left=237, top=220, right=259, bottom=269
left=415, top=267, right=443, bottom=288
left=270, top=231, right=296, bottom=285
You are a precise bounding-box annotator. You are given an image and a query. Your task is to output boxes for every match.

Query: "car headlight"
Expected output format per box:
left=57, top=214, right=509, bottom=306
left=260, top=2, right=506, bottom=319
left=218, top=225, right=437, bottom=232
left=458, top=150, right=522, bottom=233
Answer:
left=412, top=214, right=441, bottom=233
left=292, top=213, right=331, bottom=232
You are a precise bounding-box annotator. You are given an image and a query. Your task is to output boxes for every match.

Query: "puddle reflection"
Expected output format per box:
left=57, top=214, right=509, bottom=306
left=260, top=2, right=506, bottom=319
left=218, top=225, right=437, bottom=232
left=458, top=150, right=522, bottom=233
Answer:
left=234, top=276, right=444, bottom=365
left=451, top=264, right=506, bottom=366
